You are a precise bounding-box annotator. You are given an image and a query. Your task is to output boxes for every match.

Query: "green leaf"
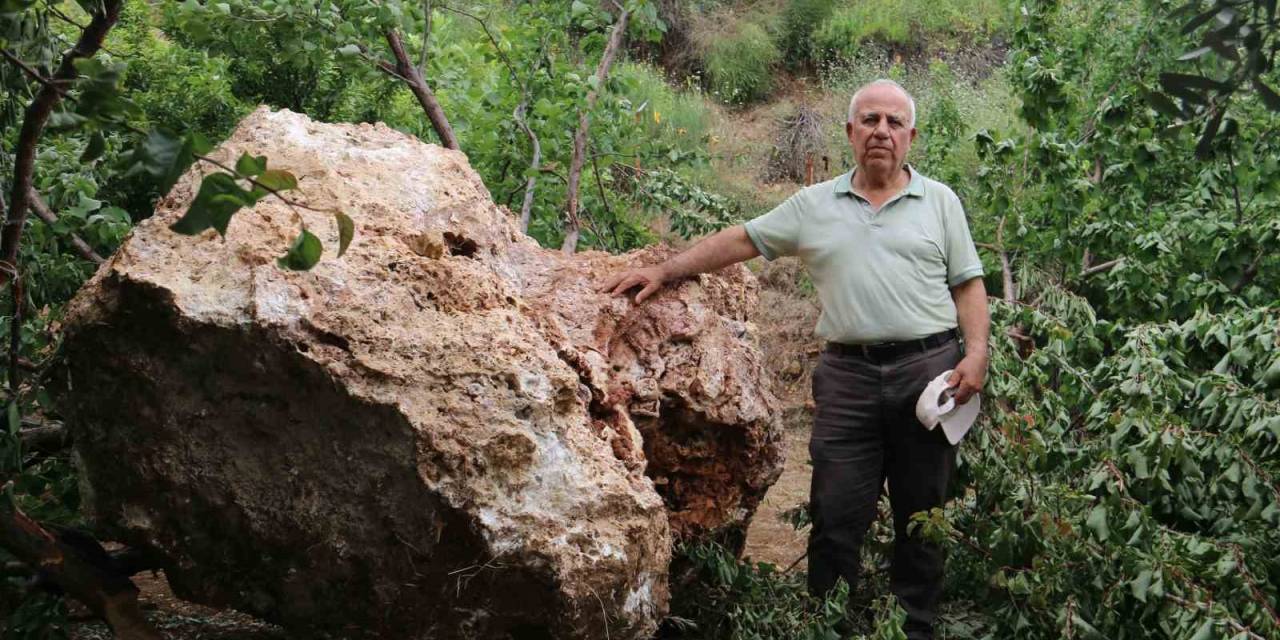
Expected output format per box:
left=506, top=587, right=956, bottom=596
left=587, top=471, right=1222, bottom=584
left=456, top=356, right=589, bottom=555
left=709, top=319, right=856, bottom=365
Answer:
left=126, top=128, right=197, bottom=195
left=1130, top=569, right=1152, bottom=602
left=189, top=131, right=213, bottom=155
left=47, top=110, right=89, bottom=131
left=1182, top=6, right=1223, bottom=34
left=336, top=43, right=362, bottom=57
left=7, top=402, right=18, bottom=437
left=334, top=210, right=354, bottom=257
left=255, top=169, right=297, bottom=192
left=235, top=152, right=268, bottom=177
left=277, top=228, right=323, bottom=270
left=1253, top=78, right=1280, bottom=112
left=1086, top=503, right=1109, bottom=541
left=1189, top=620, right=1214, bottom=640
left=80, top=131, right=106, bottom=163
left=1178, top=46, right=1214, bottom=61
left=1195, top=108, right=1225, bottom=159
left=170, top=173, right=262, bottom=237
left=1159, top=72, right=1227, bottom=93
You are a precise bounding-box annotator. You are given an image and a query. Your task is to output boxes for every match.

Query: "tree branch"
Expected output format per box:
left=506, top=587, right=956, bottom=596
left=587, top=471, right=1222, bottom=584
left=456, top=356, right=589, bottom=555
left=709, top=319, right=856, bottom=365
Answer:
left=997, top=217, right=1015, bottom=304
left=591, top=151, right=622, bottom=253
left=516, top=100, right=541, bottom=232
left=0, top=47, right=72, bottom=94
left=0, top=483, right=162, bottom=639
left=383, top=29, right=459, bottom=150
left=27, top=189, right=105, bottom=265
left=418, top=0, right=433, bottom=75
left=561, top=7, right=630, bottom=254
left=1079, top=257, right=1123, bottom=278
left=1, top=1, right=122, bottom=290
left=436, top=6, right=542, bottom=233
left=1231, top=250, right=1264, bottom=294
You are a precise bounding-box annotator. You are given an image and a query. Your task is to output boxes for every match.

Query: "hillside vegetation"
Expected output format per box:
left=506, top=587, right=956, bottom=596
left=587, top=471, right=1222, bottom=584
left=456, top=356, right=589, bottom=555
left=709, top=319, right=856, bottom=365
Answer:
left=2, top=1, right=1278, bottom=639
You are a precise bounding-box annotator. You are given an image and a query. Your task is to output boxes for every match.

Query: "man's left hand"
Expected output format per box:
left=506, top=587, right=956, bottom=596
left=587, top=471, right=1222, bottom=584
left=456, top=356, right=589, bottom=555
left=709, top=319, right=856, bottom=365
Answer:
left=946, top=353, right=987, bottom=404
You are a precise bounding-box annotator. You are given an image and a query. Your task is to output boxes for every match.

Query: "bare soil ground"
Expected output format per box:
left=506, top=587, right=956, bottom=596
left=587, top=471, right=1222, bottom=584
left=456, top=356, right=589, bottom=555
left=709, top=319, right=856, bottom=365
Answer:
left=740, top=258, right=822, bottom=569
left=68, top=573, right=284, bottom=639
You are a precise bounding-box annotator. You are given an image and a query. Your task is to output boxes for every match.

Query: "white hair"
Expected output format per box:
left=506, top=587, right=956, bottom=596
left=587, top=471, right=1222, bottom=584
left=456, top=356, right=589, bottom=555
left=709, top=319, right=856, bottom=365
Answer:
left=847, top=79, right=916, bottom=128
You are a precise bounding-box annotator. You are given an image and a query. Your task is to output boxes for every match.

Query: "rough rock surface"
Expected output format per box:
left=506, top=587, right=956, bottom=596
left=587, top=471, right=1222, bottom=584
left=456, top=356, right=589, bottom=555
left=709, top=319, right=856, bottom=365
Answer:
left=56, top=107, right=783, bottom=639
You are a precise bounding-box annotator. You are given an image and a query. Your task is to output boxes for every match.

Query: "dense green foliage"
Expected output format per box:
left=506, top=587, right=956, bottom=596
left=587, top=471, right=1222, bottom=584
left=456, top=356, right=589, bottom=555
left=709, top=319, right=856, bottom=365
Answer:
left=778, top=0, right=834, bottom=66
left=812, top=0, right=1010, bottom=65
left=701, top=18, right=780, bottom=105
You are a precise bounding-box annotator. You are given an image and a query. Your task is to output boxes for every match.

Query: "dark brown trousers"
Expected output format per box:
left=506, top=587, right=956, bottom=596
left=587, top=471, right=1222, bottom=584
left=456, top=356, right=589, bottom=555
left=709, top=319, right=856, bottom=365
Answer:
left=807, top=339, right=962, bottom=640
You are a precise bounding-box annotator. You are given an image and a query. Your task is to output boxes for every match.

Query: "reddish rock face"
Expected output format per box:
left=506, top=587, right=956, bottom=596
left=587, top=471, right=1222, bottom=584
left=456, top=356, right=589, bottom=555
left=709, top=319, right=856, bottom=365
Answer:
left=57, top=107, right=783, bottom=639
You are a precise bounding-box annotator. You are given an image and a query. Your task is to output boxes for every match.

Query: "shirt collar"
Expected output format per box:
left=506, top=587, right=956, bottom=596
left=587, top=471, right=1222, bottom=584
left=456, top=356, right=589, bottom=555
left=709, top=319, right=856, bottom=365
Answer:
left=834, top=164, right=925, bottom=199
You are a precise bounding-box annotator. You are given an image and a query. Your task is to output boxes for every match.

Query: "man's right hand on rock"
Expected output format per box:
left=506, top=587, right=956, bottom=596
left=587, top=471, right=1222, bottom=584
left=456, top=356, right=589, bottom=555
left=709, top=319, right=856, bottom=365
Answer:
left=598, top=266, right=667, bottom=304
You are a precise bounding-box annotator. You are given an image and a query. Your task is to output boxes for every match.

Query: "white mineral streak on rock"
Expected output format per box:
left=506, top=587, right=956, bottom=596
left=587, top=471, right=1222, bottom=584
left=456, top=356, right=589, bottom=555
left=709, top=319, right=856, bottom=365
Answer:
left=58, top=108, right=782, bottom=639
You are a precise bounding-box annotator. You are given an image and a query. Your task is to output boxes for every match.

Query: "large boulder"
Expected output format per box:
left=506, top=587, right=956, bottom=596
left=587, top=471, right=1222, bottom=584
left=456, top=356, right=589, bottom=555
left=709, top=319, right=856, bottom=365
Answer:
left=56, top=108, right=783, bottom=639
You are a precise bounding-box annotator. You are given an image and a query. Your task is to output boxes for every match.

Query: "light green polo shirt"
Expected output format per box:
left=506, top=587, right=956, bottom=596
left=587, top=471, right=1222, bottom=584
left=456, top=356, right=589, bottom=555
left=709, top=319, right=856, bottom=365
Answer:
left=744, top=166, right=984, bottom=344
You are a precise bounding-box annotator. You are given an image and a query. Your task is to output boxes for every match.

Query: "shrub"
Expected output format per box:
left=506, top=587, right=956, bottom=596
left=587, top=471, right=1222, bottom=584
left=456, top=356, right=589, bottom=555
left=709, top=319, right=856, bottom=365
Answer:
left=112, top=3, right=250, bottom=138
left=665, top=542, right=851, bottom=639
left=779, top=0, right=836, bottom=67
left=702, top=19, right=780, bottom=106
left=614, top=62, right=715, bottom=156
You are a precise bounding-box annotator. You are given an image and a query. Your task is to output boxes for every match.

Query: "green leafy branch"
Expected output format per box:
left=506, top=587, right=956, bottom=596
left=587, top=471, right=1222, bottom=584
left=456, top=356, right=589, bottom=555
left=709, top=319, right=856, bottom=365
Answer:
left=1150, top=0, right=1280, bottom=157
left=127, top=130, right=354, bottom=270
left=3, top=33, right=354, bottom=271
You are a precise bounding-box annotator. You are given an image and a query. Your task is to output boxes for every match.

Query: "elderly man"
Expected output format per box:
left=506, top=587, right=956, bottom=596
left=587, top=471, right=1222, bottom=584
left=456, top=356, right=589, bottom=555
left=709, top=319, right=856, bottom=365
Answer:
left=600, top=79, right=989, bottom=638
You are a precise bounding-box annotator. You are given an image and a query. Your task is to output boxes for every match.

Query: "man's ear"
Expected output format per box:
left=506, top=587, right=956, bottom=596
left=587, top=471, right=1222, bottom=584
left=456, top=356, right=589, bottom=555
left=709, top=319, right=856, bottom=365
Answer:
left=845, top=121, right=855, bottom=143
left=909, top=127, right=918, bottom=143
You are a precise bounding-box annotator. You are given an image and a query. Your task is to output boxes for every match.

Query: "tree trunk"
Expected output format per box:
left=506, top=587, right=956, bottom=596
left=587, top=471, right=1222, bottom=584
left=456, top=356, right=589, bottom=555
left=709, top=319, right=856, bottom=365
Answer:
left=0, top=484, right=162, bottom=640
left=29, top=189, right=105, bottom=264
left=1, top=0, right=122, bottom=289
left=561, top=8, right=630, bottom=254
left=516, top=101, right=541, bottom=233
left=384, top=29, right=459, bottom=151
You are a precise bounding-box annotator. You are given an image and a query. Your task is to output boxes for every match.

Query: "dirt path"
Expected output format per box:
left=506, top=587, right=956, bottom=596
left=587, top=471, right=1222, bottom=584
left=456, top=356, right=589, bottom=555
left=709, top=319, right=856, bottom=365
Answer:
left=741, top=423, right=811, bottom=569
left=739, top=260, right=823, bottom=570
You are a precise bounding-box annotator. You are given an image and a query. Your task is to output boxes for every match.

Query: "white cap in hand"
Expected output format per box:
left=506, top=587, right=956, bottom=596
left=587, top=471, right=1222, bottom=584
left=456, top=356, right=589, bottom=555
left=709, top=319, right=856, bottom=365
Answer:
left=915, top=369, right=980, bottom=445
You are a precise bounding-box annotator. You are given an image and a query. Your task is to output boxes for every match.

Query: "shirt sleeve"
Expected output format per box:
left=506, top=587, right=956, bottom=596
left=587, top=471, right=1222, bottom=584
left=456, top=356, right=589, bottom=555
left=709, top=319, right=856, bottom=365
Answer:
left=743, top=190, right=805, bottom=261
left=942, top=191, right=985, bottom=287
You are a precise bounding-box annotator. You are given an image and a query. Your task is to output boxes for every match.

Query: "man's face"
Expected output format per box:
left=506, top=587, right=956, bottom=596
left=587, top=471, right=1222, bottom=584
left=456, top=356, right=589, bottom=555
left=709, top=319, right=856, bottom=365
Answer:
left=845, top=85, right=917, bottom=176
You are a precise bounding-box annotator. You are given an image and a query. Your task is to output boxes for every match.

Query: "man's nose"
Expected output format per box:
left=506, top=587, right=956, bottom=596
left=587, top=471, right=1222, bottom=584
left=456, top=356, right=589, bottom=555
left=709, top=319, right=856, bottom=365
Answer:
left=873, top=119, right=891, bottom=137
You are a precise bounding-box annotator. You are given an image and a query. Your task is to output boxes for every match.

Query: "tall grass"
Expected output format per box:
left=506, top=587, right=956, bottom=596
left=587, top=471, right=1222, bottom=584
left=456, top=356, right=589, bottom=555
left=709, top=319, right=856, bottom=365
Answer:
left=702, top=18, right=780, bottom=106
left=614, top=62, right=716, bottom=155
left=779, top=0, right=835, bottom=67
left=813, top=0, right=1012, bottom=63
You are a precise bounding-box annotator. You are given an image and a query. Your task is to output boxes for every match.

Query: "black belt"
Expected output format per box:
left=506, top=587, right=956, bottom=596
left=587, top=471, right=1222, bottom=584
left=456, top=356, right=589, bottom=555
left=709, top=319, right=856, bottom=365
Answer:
left=825, top=328, right=959, bottom=362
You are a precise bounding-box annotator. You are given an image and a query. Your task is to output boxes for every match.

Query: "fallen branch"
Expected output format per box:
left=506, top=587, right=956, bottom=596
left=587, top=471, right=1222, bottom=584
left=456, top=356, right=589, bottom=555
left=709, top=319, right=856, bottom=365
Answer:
left=1163, top=593, right=1266, bottom=640
left=561, top=5, right=630, bottom=254
left=0, top=483, right=162, bottom=640
left=27, top=188, right=106, bottom=265
left=1, top=1, right=122, bottom=290
left=19, top=423, right=71, bottom=455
